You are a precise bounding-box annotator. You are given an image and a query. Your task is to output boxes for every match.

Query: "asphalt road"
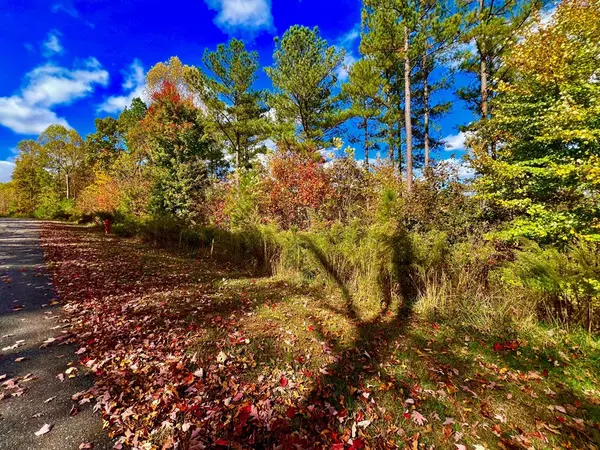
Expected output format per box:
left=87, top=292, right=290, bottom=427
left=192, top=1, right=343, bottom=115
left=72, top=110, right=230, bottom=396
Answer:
left=0, top=219, right=111, bottom=450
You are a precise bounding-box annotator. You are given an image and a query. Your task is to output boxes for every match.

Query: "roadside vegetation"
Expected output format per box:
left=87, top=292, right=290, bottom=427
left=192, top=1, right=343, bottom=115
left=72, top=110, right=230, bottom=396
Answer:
left=4, top=0, right=600, bottom=448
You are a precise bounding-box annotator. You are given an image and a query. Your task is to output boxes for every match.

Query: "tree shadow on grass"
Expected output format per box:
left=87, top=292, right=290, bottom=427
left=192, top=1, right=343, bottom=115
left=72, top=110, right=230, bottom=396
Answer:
left=278, top=232, right=419, bottom=447
left=41, top=223, right=600, bottom=449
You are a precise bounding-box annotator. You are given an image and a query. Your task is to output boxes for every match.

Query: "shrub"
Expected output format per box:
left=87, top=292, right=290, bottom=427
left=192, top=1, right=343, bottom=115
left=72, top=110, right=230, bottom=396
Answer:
left=260, top=148, right=334, bottom=230
left=502, top=239, right=600, bottom=331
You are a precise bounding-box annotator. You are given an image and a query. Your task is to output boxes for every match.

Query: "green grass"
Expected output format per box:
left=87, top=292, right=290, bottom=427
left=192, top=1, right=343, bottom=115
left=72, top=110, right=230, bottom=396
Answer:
left=183, top=267, right=600, bottom=449
left=62, top=225, right=600, bottom=449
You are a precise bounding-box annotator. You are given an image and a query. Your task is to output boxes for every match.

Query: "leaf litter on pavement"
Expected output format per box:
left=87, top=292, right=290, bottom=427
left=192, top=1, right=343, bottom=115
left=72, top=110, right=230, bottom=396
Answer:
left=39, top=223, right=600, bottom=449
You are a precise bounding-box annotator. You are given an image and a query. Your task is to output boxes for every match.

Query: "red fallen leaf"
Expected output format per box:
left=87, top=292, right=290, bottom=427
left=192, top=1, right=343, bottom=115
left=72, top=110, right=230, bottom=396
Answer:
left=431, top=323, right=440, bottom=330
left=280, top=376, right=288, bottom=387
left=70, top=405, right=79, bottom=416
left=270, top=417, right=291, bottom=433
left=403, top=411, right=411, bottom=419
left=493, top=343, right=504, bottom=351
left=542, top=369, right=549, bottom=377
left=349, top=438, right=365, bottom=449
left=556, top=415, right=566, bottom=423
left=308, top=325, right=314, bottom=332
left=183, top=372, right=195, bottom=385
left=286, top=406, right=297, bottom=418
left=237, top=404, right=254, bottom=428
left=232, top=391, right=243, bottom=402
left=214, top=439, right=229, bottom=447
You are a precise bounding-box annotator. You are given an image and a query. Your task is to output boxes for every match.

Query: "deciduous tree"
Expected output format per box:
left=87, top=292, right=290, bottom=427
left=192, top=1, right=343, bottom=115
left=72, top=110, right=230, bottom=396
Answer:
left=472, top=0, right=600, bottom=243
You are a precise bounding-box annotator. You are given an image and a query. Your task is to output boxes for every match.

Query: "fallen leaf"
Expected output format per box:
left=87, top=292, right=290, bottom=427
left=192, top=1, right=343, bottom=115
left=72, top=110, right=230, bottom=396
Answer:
left=357, top=419, right=371, bottom=428
left=412, top=410, right=427, bottom=426
left=34, top=423, right=53, bottom=436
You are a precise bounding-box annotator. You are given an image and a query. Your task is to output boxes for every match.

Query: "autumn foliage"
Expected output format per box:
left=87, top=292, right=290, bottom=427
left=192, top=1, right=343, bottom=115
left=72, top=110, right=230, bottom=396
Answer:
left=261, top=148, right=334, bottom=229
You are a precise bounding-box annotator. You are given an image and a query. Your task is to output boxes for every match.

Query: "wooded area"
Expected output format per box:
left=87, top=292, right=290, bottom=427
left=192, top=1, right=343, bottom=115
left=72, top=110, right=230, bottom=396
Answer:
left=1, top=0, right=600, bottom=447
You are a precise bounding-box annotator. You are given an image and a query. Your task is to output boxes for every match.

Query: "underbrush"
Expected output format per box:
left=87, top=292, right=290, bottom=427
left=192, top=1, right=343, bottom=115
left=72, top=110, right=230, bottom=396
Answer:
left=42, top=221, right=600, bottom=449
left=110, top=213, right=600, bottom=337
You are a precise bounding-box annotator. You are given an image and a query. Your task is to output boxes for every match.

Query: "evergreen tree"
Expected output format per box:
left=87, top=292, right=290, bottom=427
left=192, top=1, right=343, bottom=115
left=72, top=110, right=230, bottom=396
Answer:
left=413, top=0, right=461, bottom=169
left=457, top=0, right=541, bottom=124
left=265, top=25, right=345, bottom=149
left=362, top=0, right=422, bottom=191
left=142, top=81, right=224, bottom=220
left=361, top=1, right=404, bottom=167
left=188, top=38, right=269, bottom=171
left=342, top=58, right=385, bottom=168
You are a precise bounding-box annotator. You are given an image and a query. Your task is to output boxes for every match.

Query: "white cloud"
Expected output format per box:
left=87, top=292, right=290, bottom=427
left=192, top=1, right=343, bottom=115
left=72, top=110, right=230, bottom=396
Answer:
left=98, top=59, right=146, bottom=114
left=443, top=157, right=476, bottom=180
left=51, top=1, right=95, bottom=28
left=42, top=30, right=63, bottom=57
left=442, top=131, right=469, bottom=151
left=335, top=24, right=361, bottom=82
left=22, top=59, right=108, bottom=108
left=51, top=1, right=79, bottom=18
left=0, top=97, right=68, bottom=134
left=0, top=58, right=109, bottom=135
left=205, top=0, right=273, bottom=34
left=337, top=52, right=356, bottom=82
left=539, top=5, right=557, bottom=26
left=339, top=26, right=360, bottom=47
left=0, top=161, right=15, bottom=183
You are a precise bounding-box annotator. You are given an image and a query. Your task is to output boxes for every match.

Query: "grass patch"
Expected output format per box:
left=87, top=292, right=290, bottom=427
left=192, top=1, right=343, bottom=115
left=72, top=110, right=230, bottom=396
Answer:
left=42, top=223, right=600, bottom=449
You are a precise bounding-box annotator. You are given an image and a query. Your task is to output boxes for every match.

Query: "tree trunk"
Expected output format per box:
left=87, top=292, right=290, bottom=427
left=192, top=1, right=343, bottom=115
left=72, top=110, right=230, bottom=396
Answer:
left=479, top=0, right=489, bottom=120
left=364, top=117, right=370, bottom=169
left=65, top=173, right=70, bottom=200
left=480, top=56, right=488, bottom=119
left=388, top=124, right=395, bottom=169
left=423, top=52, right=430, bottom=171
left=404, top=25, right=413, bottom=194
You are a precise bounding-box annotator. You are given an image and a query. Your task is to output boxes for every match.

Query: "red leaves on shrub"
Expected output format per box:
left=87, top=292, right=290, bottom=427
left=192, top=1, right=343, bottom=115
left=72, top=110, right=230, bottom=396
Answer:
left=262, top=149, right=333, bottom=229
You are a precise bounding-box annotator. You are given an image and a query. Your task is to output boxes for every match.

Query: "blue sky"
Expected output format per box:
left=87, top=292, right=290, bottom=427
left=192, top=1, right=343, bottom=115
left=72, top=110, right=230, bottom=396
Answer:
left=0, top=0, right=472, bottom=182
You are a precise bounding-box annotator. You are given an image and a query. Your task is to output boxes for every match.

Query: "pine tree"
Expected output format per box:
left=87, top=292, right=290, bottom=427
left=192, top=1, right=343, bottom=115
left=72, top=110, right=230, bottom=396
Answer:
left=265, top=25, right=345, bottom=149
left=362, top=0, right=421, bottom=191
left=188, top=39, right=269, bottom=171
left=361, top=1, right=404, bottom=167
left=413, top=0, right=461, bottom=169
left=342, top=58, right=385, bottom=168
left=457, top=0, right=541, bottom=124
